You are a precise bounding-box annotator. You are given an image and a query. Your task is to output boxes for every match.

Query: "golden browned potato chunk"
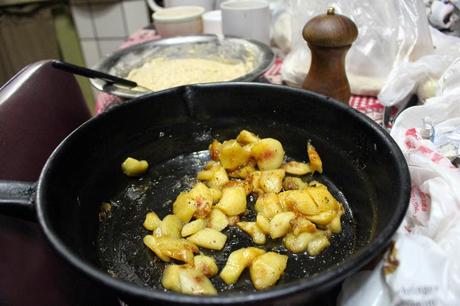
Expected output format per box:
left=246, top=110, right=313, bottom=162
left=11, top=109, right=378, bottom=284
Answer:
left=307, top=142, right=322, bottom=174
left=259, top=169, right=285, bottom=193
left=216, top=186, right=247, bottom=216
left=228, top=161, right=256, bottom=179
left=305, top=186, right=338, bottom=212
left=188, top=183, right=213, bottom=219
left=209, top=140, right=222, bottom=161
left=187, top=228, right=227, bottom=250
left=256, top=214, right=270, bottom=234
left=282, top=161, right=311, bottom=176
left=208, top=208, right=229, bottom=231
left=246, top=170, right=263, bottom=194
left=236, top=130, right=260, bottom=145
left=173, top=183, right=213, bottom=223
left=278, top=190, right=319, bottom=215
left=197, top=163, right=229, bottom=189
left=282, top=176, right=308, bottom=190
left=251, top=138, right=285, bottom=170
left=162, top=264, right=182, bottom=292
left=172, top=192, right=196, bottom=223
left=143, top=211, right=161, bottom=231
left=328, top=205, right=344, bottom=234
left=254, top=193, right=283, bottom=219
left=219, top=140, right=250, bottom=171
left=307, top=233, right=331, bottom=256
left=249, top=252, right=288, bottom=290
left=121, top=157, right=149, bottom=177
left=194, top=254, right=218, bottom=277
left=178, top=267, right=217, bottom=295
left=283, top=232, right=316, bottom=253
left=220, top=247, right=265, bottom=285
left=269, top=212, right=296, bottom=239
left=181, top=219, right=207, bottom=237
left=143, top=235, right=170, bottom=262
left=305, top=210, right=336, bottom=225
left=290, top=216, right=316, bottom=235
left=154, top=236, right=198, bottom=264
left=159, top=214, right=183, bottom=238
left=237, top=221, right=266, bottom=244
left=209, top=188, right=222, bottom=203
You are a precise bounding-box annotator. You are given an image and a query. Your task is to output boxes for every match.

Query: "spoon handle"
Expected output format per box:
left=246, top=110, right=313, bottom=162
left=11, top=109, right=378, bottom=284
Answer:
left=51, top=60, right=138, bottom=88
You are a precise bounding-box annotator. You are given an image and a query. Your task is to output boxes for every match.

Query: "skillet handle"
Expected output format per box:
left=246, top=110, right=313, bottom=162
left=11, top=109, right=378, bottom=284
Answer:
left=0, top=181, right=36, bottom=221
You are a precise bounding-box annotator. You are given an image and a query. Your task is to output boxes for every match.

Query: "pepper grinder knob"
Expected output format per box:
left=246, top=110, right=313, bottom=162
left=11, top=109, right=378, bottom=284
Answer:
left=301, top=7, right=358, bottom=104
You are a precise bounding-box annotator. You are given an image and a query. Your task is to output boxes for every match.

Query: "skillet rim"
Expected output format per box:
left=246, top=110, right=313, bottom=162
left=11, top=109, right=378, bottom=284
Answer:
left=36, top=82, right=410, bottom=304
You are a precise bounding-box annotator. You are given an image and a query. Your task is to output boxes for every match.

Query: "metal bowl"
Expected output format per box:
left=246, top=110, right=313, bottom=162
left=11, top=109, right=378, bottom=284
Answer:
left=91, top=35, right=275, bottom=99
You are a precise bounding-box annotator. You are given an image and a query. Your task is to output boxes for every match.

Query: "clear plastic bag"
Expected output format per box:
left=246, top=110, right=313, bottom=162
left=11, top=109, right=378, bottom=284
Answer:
left=281, top=0, right=433, bottom=96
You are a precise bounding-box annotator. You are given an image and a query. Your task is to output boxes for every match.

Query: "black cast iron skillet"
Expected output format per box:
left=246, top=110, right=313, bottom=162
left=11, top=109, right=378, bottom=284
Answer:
left=0, top=83, right=410, bottom=305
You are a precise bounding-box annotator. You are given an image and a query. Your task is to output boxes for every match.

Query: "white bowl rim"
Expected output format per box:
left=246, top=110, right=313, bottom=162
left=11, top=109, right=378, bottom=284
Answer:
left=153, top=5, right=205, bottom=23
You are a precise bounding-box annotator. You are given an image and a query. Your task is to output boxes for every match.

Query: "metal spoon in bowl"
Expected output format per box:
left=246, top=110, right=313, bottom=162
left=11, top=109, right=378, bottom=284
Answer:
left=51, top=60, right=150, bottom=92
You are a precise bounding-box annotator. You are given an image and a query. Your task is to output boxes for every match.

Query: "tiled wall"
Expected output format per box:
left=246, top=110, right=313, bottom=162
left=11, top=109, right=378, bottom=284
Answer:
left=70, top=0, right=151, bottom=68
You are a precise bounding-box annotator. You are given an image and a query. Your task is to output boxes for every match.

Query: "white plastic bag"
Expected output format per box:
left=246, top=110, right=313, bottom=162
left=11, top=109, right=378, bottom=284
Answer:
left=378, top=27, right=460, bottom=107
left=339, top=70, right=460, bottom=306
left=281, top=0, right=433, bottom=95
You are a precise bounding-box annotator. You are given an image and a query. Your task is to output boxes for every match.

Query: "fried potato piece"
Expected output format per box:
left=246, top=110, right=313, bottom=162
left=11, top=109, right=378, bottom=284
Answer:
left=181, top=219, right=207, bottom=237
left=158, top=214, right=183, bottom=238
left=254, top=193, right=283, bottom=219
left=307, top=142, right=322, bottom=174
left=179, top=267, right=217, bottom=295
left=305, top=186, right=338, bottom=212
left=251, top=138, right=285, bottom=170
left=162, top=264, right=182, bottom=292
left=121, top=157, right=149, bottom=177
left=194, top=255, right=218, bottom=277
left=307, top=233, right=330, bottom=256
left=216, top=186, right=247, bottom=216
left=143, top=211, right=161, bottom=231
left=173, top=183, right=213, bottom=223
left=237, top=221, right=266, bottom=244
left=220, top=247, right=265, bottom=285
left=219, top=140, right=251, bottom=171
left=143, top=235, right=170, bottom=262
left=236, top=130, right=260, bottom=145
left=187, top=228, right=227, bottom=250
left=197, top=163, right=229, bottom=189
left=282, top=161, right=311, bottom=176
left=283, top=232, right=316, bottom=253
left=278, top=190, right=319, bottom=215
left=269, top=212, right=296, bottom=239
left=259, top=169, right=285, bottom=193
left=208, top=208, right=229, bottom=231
left=249, top=252, right=288, bottom=290
left=282, top=176, right=308, bottom=191
left=256, top=214, right=270, bottom=234
left=290, top=216, right=316, bottom=235
left=155, top=236, right=198, bottom=264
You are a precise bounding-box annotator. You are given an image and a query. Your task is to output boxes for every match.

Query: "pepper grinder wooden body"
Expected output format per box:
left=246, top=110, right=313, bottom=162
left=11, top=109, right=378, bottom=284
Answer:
left=302, top=8, right=358, bottom=104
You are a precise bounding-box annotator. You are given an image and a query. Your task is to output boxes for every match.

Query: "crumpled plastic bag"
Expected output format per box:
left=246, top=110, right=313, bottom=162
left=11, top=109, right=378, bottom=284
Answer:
left=338, top=69, right=460, bottom=306
left=281, top=0, right=433, bottom=95
left=378, top=27, right=460, bottom=107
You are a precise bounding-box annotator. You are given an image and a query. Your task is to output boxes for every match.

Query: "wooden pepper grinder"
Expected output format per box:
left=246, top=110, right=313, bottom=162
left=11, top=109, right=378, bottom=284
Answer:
left=301, top=7, right=358, bottom=103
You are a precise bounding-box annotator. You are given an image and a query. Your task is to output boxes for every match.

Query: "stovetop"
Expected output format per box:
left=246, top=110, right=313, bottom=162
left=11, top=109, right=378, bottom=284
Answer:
left=0, top=214, right=338, bottom=306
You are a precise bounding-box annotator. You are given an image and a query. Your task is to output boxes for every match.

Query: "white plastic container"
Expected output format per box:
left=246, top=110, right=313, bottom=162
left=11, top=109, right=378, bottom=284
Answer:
left=153, top=6, right=205, bottom=37
left=202, top=10, right=222, bottom=35
left=220, top=0, right=270, bottom=44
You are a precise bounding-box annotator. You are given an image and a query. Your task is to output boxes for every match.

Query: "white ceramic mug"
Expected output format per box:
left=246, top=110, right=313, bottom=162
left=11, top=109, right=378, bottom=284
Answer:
left=220, top=0, right=270, bottom=44
left=147, top=0, right=215, bottom=12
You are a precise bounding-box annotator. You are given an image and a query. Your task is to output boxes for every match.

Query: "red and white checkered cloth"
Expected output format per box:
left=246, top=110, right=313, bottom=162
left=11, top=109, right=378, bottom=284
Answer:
left=95, top=30, right=388, bottom=126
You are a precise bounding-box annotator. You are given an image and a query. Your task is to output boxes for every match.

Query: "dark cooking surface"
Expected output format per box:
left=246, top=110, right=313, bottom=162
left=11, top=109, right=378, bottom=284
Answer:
left=97, top=149, right=356, bottom=293
left=0, top=214, right=338, bottom=306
